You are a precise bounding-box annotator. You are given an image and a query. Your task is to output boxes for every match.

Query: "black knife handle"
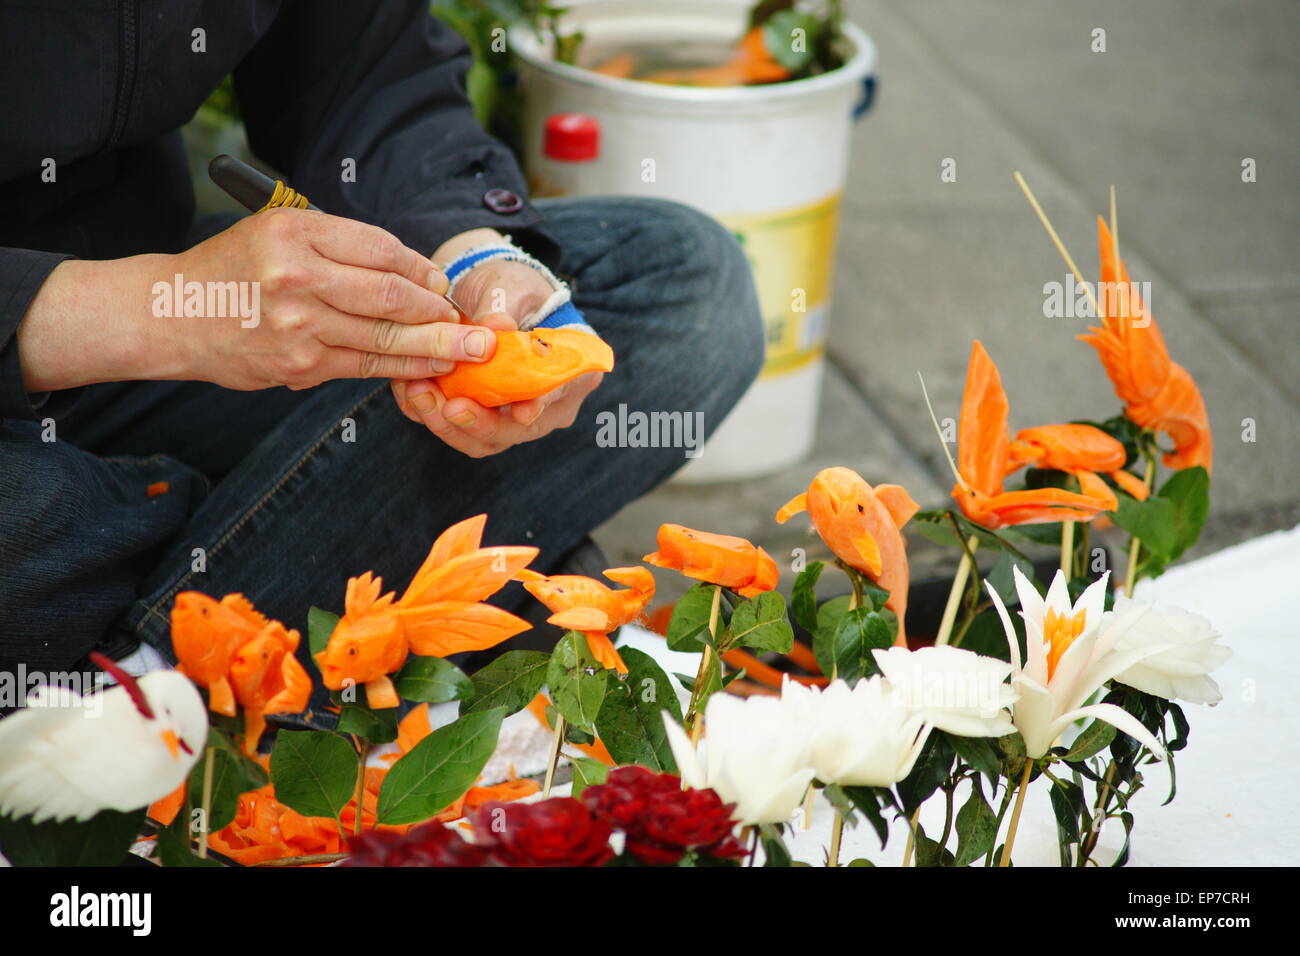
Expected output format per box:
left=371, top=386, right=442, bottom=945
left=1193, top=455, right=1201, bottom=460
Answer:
left=208, top=154, right=320, bottom=213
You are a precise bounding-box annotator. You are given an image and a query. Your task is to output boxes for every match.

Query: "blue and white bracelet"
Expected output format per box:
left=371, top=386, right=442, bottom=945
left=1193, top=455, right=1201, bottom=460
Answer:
left=442, top=242, right=593, bottom=334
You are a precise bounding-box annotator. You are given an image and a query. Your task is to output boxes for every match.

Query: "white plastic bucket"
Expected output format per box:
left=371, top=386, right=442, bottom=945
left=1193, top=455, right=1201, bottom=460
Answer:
left=511, top=1, right=875, bottom=482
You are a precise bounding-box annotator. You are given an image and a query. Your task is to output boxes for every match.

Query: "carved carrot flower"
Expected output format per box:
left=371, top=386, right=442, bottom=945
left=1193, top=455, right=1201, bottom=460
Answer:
left=776, top=467, right=918, bottom=642
left=514, top=566, right=656, bottom=674
left=315, top=515, right=538, bottom=708
left=1080, top=218, right=1213, bottom=474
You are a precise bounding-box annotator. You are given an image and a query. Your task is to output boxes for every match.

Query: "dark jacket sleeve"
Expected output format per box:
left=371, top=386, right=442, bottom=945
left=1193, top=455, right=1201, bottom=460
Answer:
left=233, top=0, right=558, bottom=264
left=0, top=248, right=75, bottom=422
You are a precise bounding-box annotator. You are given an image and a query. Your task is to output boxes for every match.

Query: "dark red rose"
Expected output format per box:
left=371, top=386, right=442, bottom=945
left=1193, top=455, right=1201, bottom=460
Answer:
left=343, top=822, right=496, bottom=867
left=472, top=797, right=614, bottom=867
left=582, top=765, right=745, bottom=865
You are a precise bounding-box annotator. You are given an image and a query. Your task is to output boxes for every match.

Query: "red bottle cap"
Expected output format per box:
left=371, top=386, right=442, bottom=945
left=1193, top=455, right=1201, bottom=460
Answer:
left=544, top=113, right=601, bottom=162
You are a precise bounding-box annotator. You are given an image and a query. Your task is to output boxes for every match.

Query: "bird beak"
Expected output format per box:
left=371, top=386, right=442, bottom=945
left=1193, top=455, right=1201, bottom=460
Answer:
left=160, top=729, right=182, bottom=760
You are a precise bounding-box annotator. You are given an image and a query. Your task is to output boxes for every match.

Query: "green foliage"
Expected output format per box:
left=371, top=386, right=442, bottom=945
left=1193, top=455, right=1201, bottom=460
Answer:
left=463, top=649, right=550, bottom=716
left=568, top=757, right=610, bottom=799
left=751, top=0, right=846, bottom=79
left=394, top=655, right=474, bottom=704
left=269, top=730, right=357, bottom=821
left=814, top=602, right=891, bottom=684
left=790, top=561, right=825, bottom=631
left=954, top=782, right=998, bottom=866
left=189, top=730, right=268, bottom=832
left=666, top=582, right=726, bottom=653
left=0, top=807, right=146, bottom=867
left=725, top=591, right=794, bottom=654
left=1113, top=466, right=1209, bottom=584
left=547, top=631, right=608, bottom=731
left=594, top=647, right=681, bottom=772
left=377, top=707, right=506, bottom=824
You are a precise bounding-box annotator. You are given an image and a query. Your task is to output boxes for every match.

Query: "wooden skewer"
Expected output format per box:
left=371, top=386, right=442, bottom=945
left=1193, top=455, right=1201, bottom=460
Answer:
left=1013, top=171, right=1100, bottom=318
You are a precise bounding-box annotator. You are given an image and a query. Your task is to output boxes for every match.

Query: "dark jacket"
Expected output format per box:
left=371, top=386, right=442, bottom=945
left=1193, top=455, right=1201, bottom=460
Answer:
left=0, top=0, right=554, bottom=422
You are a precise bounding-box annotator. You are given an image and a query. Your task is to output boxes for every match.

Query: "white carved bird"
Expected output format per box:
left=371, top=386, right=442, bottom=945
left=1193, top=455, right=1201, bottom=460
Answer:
left=0, top=653, right=208, bottom=822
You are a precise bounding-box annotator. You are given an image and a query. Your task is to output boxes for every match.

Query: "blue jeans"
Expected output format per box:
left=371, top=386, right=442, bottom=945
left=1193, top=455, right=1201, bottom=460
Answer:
left=0, top=197, right=764, bottom=712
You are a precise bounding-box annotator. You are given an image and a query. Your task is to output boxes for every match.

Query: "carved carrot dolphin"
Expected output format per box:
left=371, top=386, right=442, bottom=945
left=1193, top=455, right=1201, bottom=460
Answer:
left=776, top=467, right=919, bottom=645
left=642, top=524, right=779, bottom=598
left=435, top=328, right=614, bottom=407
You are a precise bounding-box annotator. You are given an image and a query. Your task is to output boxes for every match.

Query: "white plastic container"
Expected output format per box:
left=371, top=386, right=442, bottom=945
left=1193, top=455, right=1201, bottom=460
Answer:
left=511, top=1, right=875, bottom=481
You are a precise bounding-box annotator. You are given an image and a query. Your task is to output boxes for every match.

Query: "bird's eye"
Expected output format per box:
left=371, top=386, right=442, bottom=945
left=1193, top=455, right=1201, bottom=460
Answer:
left=348, top=646, right=358, bottom=656
left=857, top=503, right=865, bottom=513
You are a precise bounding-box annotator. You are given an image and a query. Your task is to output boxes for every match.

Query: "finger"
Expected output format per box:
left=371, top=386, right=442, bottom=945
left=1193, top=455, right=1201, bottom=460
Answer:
left=472, top=312, right=518, bottom=332
left=306, top=216, right=448, bottom=293
left=315, top=261, right=459, bottom=324
left=319, top=312, right=495, bottom=365
left=390, top=380, right=422, bottom=423
left=317, top=347, right=463, bottom=381
left=404, top=383, right=500, bottom=458
left=440, top=396, right=506, bottom=445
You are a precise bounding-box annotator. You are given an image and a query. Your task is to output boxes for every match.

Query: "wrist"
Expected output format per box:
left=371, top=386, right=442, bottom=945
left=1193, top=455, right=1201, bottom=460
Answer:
left=431, top=228, right=506, bottom=269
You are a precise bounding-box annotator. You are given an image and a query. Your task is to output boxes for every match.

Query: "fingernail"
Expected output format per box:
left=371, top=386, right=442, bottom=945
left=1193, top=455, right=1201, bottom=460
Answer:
left=410, top=392, right=438, bottom=414
left=523, top=407, right=543, bottom=426
left=448, top=409, right=476, bottom=428
left=464, top=329, right=489, bottom=358
left=428, top=269, right=448, bottom=292
left=429, top=358, right=454, bottom=375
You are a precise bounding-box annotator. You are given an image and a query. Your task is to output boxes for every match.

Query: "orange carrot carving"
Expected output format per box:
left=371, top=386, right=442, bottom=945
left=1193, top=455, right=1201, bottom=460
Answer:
left=643, top=524, right=778, bottom=598
left=1079, top=218, right=1212, bottom=473
left=776, top=467, right=917, bottom=644
left=435, top=328, right=614, bottom=407
left=315, top=515, right=537, bottom=706
left=515, top=566, right=656, bottom=674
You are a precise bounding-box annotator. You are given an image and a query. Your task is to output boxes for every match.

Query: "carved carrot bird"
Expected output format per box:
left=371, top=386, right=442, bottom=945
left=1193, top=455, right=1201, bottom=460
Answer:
left=171, top=593, right=311, bottom=754
left=514, top=566, right=656, bottom=674
left=643, top=524, right=779, bottom=598
left=776, top=467, right=918, bottom=644
left=435, top=328, right=614, bottom=408
left=1079, top=219, right=1212, bottom=473
left=1007, top=424, right=1150, bottom=511
left=315, top=515, right=537, bottom=707
left=950, top=341, right=1120, bottom=529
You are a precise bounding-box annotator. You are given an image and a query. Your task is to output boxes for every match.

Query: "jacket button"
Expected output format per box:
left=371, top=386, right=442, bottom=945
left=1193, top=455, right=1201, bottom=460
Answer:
left=483, top=188, right=523, bottom=214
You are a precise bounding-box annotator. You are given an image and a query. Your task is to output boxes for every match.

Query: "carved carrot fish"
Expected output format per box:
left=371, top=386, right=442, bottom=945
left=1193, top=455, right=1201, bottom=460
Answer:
left=776, top=467, right=918, bottom=644
left=1079, top=218, right=1212, bottom=473
left=515, top=566, right=656, bottom=674
left=435, top=328, right=615, bottom=407
left=171, top=593, right=310, bottom=753
left=643, top=524, right=779, bottom=598
left=314, top=515, right=538, bottom=707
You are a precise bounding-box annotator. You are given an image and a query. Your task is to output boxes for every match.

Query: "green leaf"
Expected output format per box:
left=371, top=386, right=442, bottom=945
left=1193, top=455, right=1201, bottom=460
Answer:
left=666, top=583, right=724, bottom=653
left=1158, top=466, right=1210, bottom=561
left=847, top=857, right=875, bottom=867
left=269, top=730, right=358, bottom=820
left=594, top=647, right=682, bottom=772
left=377, top=707, right=506, bottom=825
left=1064, top=720, right=1117, bottom=763
left=896, top=733, right=955, bottom=815
left=725, top=591, right=794, bottom=654
left=335, top=695, right=399, bottom=743
left=0, top=807, right=145, bottom=867
left=463, top=649, right=549, bottom=716
left=826, top=608, right=892, bottom=684
left=811, top=594, right=850, bottom=677
left=547, top=632, right=608, bottom=731
left=393, top=655, right=473, bottom=704
left=1048, top=779, right=1087, bottom=846
left=307, top=606, right=339, bottom=663
left=843, top=786, right=891, bottom=849
left=763, top=11, right=818, bottom=72
left=912, top=822, right=955, bottom=867
left=985, top=551, right=1037, bottom=608
left=954, top=783, right=998, bottom=866
left=155, top=826, right=225, bottom=867
left=998, top=732, right=1028, bottom=784
left=947, top=733, right=1001, bottom=784
left=189, top=733, right=268, bottom=833
left=1113, top=495, right=1177, bottom=561
left=790, top=561, right=825, bottom=632
left=569, top=758, right=610, bottom=799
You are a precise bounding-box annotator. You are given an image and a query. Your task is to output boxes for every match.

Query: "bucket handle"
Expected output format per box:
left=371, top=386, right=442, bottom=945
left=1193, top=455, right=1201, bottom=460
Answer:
left=853, top=75, right=877, bottom=120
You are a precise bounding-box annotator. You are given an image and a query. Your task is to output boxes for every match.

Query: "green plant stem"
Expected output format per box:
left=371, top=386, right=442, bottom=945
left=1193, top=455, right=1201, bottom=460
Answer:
left=1122, top=452, right=1157, bottom=595
left=985, top=782, right=1017, bottom=867
left=901, top=808, right=920, bottom=866
left=999, top=759, right=1034, bottom=867
left=353, top=741, right=369, bottom=838
left=828, top=808, right=846, bottom=867
left=686, top=585, right=723, bottom=741
left=1079, top=760, right=1119, bottom=865
left=938, top=779, right=956, bottom=852
left=252, top=852, right=348, bottom=867
left=936, top=536, right=980, bottom=645
left=542, top=712, right=567, bottom=799
left=198, top=746, right=215, bottom=859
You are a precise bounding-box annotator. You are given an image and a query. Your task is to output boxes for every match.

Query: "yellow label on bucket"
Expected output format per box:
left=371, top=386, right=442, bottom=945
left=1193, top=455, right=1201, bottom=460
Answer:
left=721, top=194, right=840, bottom=379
